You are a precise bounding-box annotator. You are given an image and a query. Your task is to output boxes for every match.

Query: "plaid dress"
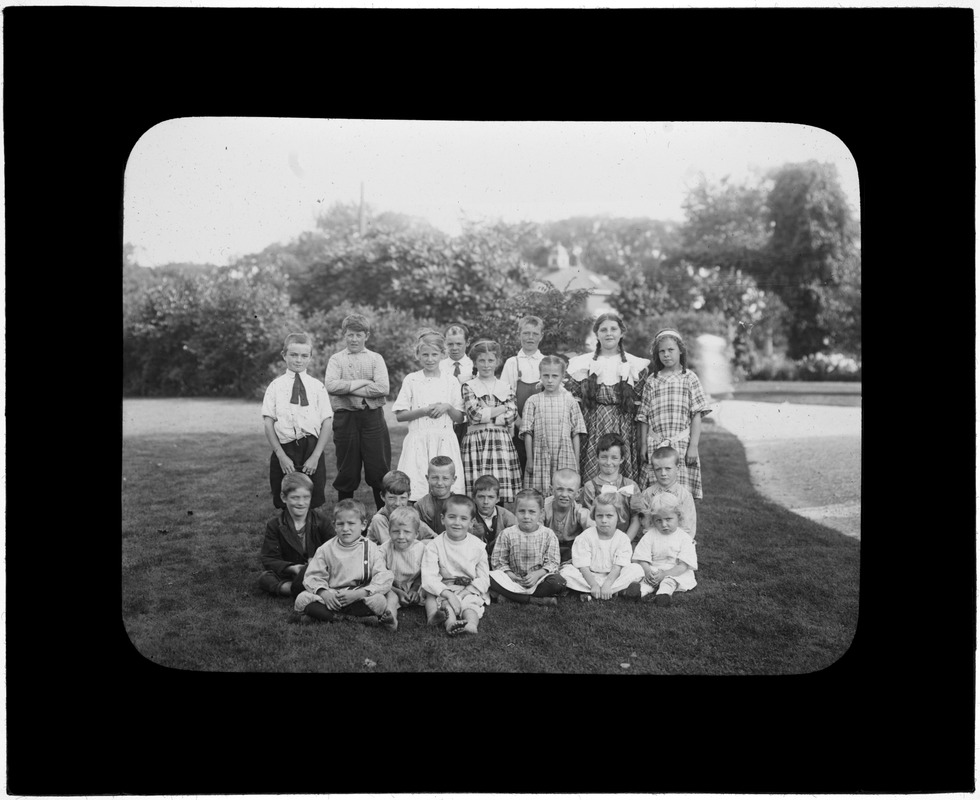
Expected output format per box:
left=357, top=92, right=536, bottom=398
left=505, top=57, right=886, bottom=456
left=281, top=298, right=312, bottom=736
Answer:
left=636, top=369, right=710, bottom=498
left=520, top=391, right=587, bottom=495
left=461, top=377, right=521, bottom=503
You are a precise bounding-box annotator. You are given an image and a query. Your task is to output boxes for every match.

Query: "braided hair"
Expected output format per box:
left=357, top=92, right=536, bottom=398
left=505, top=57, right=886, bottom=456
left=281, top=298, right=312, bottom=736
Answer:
left=584, top=313, right=636, bottom=414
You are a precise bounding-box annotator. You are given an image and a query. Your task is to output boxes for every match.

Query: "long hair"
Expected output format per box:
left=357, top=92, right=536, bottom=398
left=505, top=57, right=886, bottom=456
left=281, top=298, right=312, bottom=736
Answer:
left=650, top=329, right=689, bottom=376
left=583, top=312, right=636, bottom=414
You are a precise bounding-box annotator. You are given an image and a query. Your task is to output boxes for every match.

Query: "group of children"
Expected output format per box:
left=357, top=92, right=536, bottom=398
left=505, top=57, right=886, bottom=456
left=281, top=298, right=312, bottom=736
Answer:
left=258, top=310, right=711, bottom=634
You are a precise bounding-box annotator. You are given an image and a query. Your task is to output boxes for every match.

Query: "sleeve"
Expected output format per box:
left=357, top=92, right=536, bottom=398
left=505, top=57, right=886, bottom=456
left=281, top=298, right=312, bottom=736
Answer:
left=448, top=376, right=464, bottom=411
left=261, top=380, right=279, bottom=420
left=634, top=377, right=652, bottom=423
left=679, top=492, right=697, bottom=539
left=582, top=480, right=596, bottom=508
left=366, top=514, right=390, bottom=545
left=311, top=382, right=333, bottom=423
left=678, top=534, right=698, bottom=571
left=391, top=373, right=414, bottom=413
left=462, top=383, right=486, bottom=425
left=490, top=529, right=512, bottom=571
left=365, top=542, right=394, bottom=595
left=362, top=352, right=390, bottom=398
left=313, top=510, right=337, bottom=549
left=500, top=356, right=518, bottom=392
left=322, top=354, right=350, bottom=395
left=497, top=390, right=518, bottom=426
left=569, top=396, right=588, bottom=435
left=471, top=542, right=491, bottom=595
left=520, top=395, right=537, bottom=437
left=302, top=545, right=333, bottom=593
left=421, top=538, right=448, bottom=597
left=571, top=531, right=593, bottom=569
left=577, top=507, right=595, bottom=532
left=632, top=532, right=653, bottom=564
left=418, top=520, right=438, bottom=540
left=688, top=372, right=710, bottom=417
left=612, top=534, right=634, bottom=567
left=259, top=517, right=290, bottom=575
left=542, top=531, right=560, bottom=573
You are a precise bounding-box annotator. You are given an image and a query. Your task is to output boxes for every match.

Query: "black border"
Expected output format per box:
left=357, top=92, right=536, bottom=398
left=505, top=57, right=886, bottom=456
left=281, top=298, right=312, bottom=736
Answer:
left=6, top=6, right=975, bottom=795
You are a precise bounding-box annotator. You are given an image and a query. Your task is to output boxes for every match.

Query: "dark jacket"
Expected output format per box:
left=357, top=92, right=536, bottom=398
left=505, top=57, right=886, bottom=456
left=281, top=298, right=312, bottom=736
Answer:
left=259, top=507, right=335, bottom=578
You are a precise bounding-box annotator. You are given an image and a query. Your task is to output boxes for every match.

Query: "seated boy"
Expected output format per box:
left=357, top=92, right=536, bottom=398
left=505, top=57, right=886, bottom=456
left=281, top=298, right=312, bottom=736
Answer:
left=420, top=494, right=490, bottom=636
left=629, top=491, right=697, bottom=607
left=378, top=506, right=428, bottom=631
left=415, top=455, right=457, bottom=536
left=543, top=468, right=594, bottom=564
left=626, top=446, right=698, bottom=542
left=261, top=331, right=334, bottom=511
left=257, top=472, right=336, bottom=597
left=469, top=474, right=517, bottom=558
left=293, top=499, right=394, bottom=625
left=489, top=488, right=565, bottom=606
left=367, top=469, right=436, bottom=545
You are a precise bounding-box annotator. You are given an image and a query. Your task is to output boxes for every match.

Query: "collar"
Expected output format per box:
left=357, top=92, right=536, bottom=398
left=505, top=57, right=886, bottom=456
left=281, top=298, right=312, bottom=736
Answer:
left=518, top=350, right=542, bottom=360
left=286, top=369, right=308, bottom=378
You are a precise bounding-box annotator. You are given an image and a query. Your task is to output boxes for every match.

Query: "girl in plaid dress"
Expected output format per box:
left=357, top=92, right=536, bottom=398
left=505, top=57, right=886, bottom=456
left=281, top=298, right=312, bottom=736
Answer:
left=460, top=340, right=521, bottom=504
left=636, top=329, right=710, bottom=498
left=520, top=355, right=587, bottom=496
left=565, top=313, right=650, bottom=482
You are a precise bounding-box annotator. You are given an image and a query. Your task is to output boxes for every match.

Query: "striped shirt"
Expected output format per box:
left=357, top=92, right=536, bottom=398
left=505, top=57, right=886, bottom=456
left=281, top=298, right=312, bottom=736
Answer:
left=323, top=348, right=389, bottom=411
left=490, top=524, right=560, bottom=576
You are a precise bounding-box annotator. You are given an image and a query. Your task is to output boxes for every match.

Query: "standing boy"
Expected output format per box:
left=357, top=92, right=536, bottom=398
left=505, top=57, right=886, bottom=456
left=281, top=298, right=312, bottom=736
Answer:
left=323, top=313, right=391, bottom=512
left=500, top=315, right=545, bottom=477
left=262, top=332, right=334, bottom=510
left=440, top=323, right=472, bottom=446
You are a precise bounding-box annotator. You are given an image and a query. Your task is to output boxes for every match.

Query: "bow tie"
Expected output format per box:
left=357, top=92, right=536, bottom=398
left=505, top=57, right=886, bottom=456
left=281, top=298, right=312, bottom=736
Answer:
left=598, top=483, right=635, bottom=496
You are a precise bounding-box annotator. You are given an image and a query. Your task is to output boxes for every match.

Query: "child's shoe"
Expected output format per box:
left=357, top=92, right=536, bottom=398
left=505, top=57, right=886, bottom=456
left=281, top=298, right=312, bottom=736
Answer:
left=654, top=593, right=671, bottom=607
left=528, top=596, right=557, bottom=607
left=623, top=582, right=642, bottom=601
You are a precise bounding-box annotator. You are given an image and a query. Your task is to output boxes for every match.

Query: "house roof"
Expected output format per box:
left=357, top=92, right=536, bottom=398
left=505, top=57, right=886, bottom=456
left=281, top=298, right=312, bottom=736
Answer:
left=533, top=266, right=620, bottom=295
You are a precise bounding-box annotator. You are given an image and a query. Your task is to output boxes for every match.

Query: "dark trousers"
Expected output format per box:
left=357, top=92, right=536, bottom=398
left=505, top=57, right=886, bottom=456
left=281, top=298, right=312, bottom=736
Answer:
left=453, top=420, right=468, bottom=447
left=490, top=573, right=566, bottom=604
left=332, top=408, right=391, bottom=509
left=303, top=598, right=376, bottom=621
left=513, top=434, right=528, bottom=476
left=270, top=435, right=327, bottom=509
left=257, top=565, right=308, bottom=597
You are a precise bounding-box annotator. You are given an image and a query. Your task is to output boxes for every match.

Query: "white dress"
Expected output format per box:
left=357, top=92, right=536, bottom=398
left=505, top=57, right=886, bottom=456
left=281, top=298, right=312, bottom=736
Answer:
left=632, top=527, right=698, bottom=596
left=392, top=371, right=466, bottom=500
left=559, top=527, right=645, bottom=594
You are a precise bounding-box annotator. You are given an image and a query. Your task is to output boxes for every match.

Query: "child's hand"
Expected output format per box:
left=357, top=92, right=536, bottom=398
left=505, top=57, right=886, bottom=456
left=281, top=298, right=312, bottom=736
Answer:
left=645, top=571, right=662, bottom=587
left=287, top=564, right=304, bottom=575
left=278, top=454, right=295, bottom=474
left=598, top=583, right=614, bottom=600
left=455, top=575, right=472, bottom=586
left=406, top=588, right=421, bottom=605
left=590, top=584, right=604, bottom=600
left=443, top=592, right=463, bottom=616
left=429, top=403, right=451, bottom=418
left=336, top=588, right=361, bottom=607
left=685, top=443, right=699, bottom=466
left=301, top=455, right=319, bottom=475
left=320, top=589, right=343, bottom=612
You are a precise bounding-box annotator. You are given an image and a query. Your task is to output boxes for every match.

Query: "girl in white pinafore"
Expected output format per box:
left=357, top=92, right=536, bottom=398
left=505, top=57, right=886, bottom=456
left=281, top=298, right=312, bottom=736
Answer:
left=393, top=330, right=466, bottom=501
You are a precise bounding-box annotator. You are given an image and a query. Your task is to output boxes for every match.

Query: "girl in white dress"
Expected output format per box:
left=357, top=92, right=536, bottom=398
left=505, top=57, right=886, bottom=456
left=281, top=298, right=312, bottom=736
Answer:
left=629, top=491, right=697, bottom=607
left=393, top=329, right=466, bottom=501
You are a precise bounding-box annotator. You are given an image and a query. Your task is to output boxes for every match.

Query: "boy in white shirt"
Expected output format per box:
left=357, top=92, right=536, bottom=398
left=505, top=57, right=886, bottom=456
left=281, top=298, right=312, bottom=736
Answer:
left=440, top=324, right=472, bottom=446
left=500, top=315, right=545, bottom=476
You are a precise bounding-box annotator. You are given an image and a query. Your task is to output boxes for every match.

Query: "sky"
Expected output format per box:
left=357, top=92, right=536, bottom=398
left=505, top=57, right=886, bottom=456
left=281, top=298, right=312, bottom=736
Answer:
left=124, top=118, right=861, bottom=268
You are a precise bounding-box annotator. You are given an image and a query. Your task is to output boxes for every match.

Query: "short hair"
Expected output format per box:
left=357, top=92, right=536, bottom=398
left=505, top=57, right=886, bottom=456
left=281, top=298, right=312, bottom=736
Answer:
left=518, top=315, right=544, bottom=331
left=539, top=354, right=566, bottom=374
left=280, top=471, right=314, bottom=496
left=415, top=327, right=446, bottom=358
left=388, top=505, right=422, bottom=532
left=282, top=331, right=313, bottom=352
left=333, top=498, right=367, bottom=522
left=592, top=495, right=619, bottom=515
left=514, top=487, right=544, bottom=510
left=443, top=493, right=476, bottom=517
left=552, top=468, right=581, bottom=488
left=635, top=491, right=684, bottom=526
left=444, top=323, right=469, bottom=339
left=472, top=474, right=501, bottom=493
left=596, top=432, right=626, bottom=455
left=468, top=339, right=501, bottom=362
left=651, top=446, right=680, bottom=464
left=341, top=313, right=371, bottom=333
left=428, top=455, right=456, bottom=473
left=381, top=470, right=412, bottom=495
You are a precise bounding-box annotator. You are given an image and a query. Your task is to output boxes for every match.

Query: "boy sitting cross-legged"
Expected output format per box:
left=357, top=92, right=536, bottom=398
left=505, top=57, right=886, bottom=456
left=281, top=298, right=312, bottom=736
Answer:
left=367, top=469, right=437, bottom=546
left=378, top=506, right=429, bottom=631
left=489, top=488, right=566, bottom=606
left=257, top=472, right=336, bottom=598
left=421, top=494, right=490, bottom=636
left=293, top=499, right=394, bottom=625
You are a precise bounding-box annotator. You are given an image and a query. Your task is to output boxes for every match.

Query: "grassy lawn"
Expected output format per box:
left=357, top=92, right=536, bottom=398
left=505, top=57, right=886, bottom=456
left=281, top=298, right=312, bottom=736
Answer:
left=121, top=415, right=860, bottom=674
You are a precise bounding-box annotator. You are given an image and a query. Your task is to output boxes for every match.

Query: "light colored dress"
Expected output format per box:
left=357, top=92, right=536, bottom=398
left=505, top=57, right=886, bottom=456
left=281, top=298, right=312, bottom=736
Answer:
left=559, top=527, right=644, bottom=594
left=636, top=369, right=709, bottom=498
left=632, top=527, right=697, bottom=598
left=392, top=370, right=466, bottom=501
left=520, top=391, right=587, bottom=495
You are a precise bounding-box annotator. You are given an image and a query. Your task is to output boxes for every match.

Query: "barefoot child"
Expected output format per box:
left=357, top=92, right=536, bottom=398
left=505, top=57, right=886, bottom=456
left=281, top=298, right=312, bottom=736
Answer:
left=257, top=473, right=336, bottom=597
left=501, top=315, right=546, bottom=477
left=520, top=355, right=587, bottom=496
left=489, top=488, right=566, bottom=606
left=543, top=468, right=594, bottom=564
left=629, top=492, right=697, bottom=606
left=625, top=446, right=697, bottom=542
left=261, top=332, right=334, bottom=511
left=421, top=494, right=490, bottom=636
left=469, top=474, right=517, bottom=558
left=393, top=328, right=466, bottom=501
left=367, top=470, right=437, bottom=545
left=461, top=340, right=521, bottom=504
left=415, top=456, right=459, bottom=535
left=378, top=506, right=428, bottom=631
left=293, top=499, right=394, bottom=625
left=581, top=432, right=639, bottom=534
left=636, top=328, right=710, bottom=498
left=559, top=496, right=644, bottom=601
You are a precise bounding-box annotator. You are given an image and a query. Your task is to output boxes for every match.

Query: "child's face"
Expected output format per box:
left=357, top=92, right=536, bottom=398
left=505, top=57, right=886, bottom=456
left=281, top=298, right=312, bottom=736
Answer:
left=515, top=498, right=543, bottom=532
left=539, top=363, right=564, bottom=393
left=426, top=464, right=456, bottom=498
left=283, top=343, right=313, bottom=373
left=595, top=319, right=623, bottom=350
left=474, top=351, right=498, bottom=378
left=389, top=520, right=419, bottom=551
left=652, top=456, right=678, bottom=488
left=519, top=324, right=543, bottom=353
left=657, top=338, right=680, bottom=370
left=442, top=502, right=473, bottom=541
left=445, top=334, right=467, bottom=361
left=383, top=490, right=410, bottom=511
left=474, top=488, right=499, bottom=517
left=343, top=327, right=369, bottom=353
left=593, top=504, right=619, bottom=536
left=334, top=509, right=367, bottom=544
left=281, top=487, right=312, bottom=517
left=597, top=446, right=623, bottom=477
left=551, top=476, right=580, bottom=509
left=650, top=509, right=680, bottom=536
left=418, top=343, right=443, bottom=372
